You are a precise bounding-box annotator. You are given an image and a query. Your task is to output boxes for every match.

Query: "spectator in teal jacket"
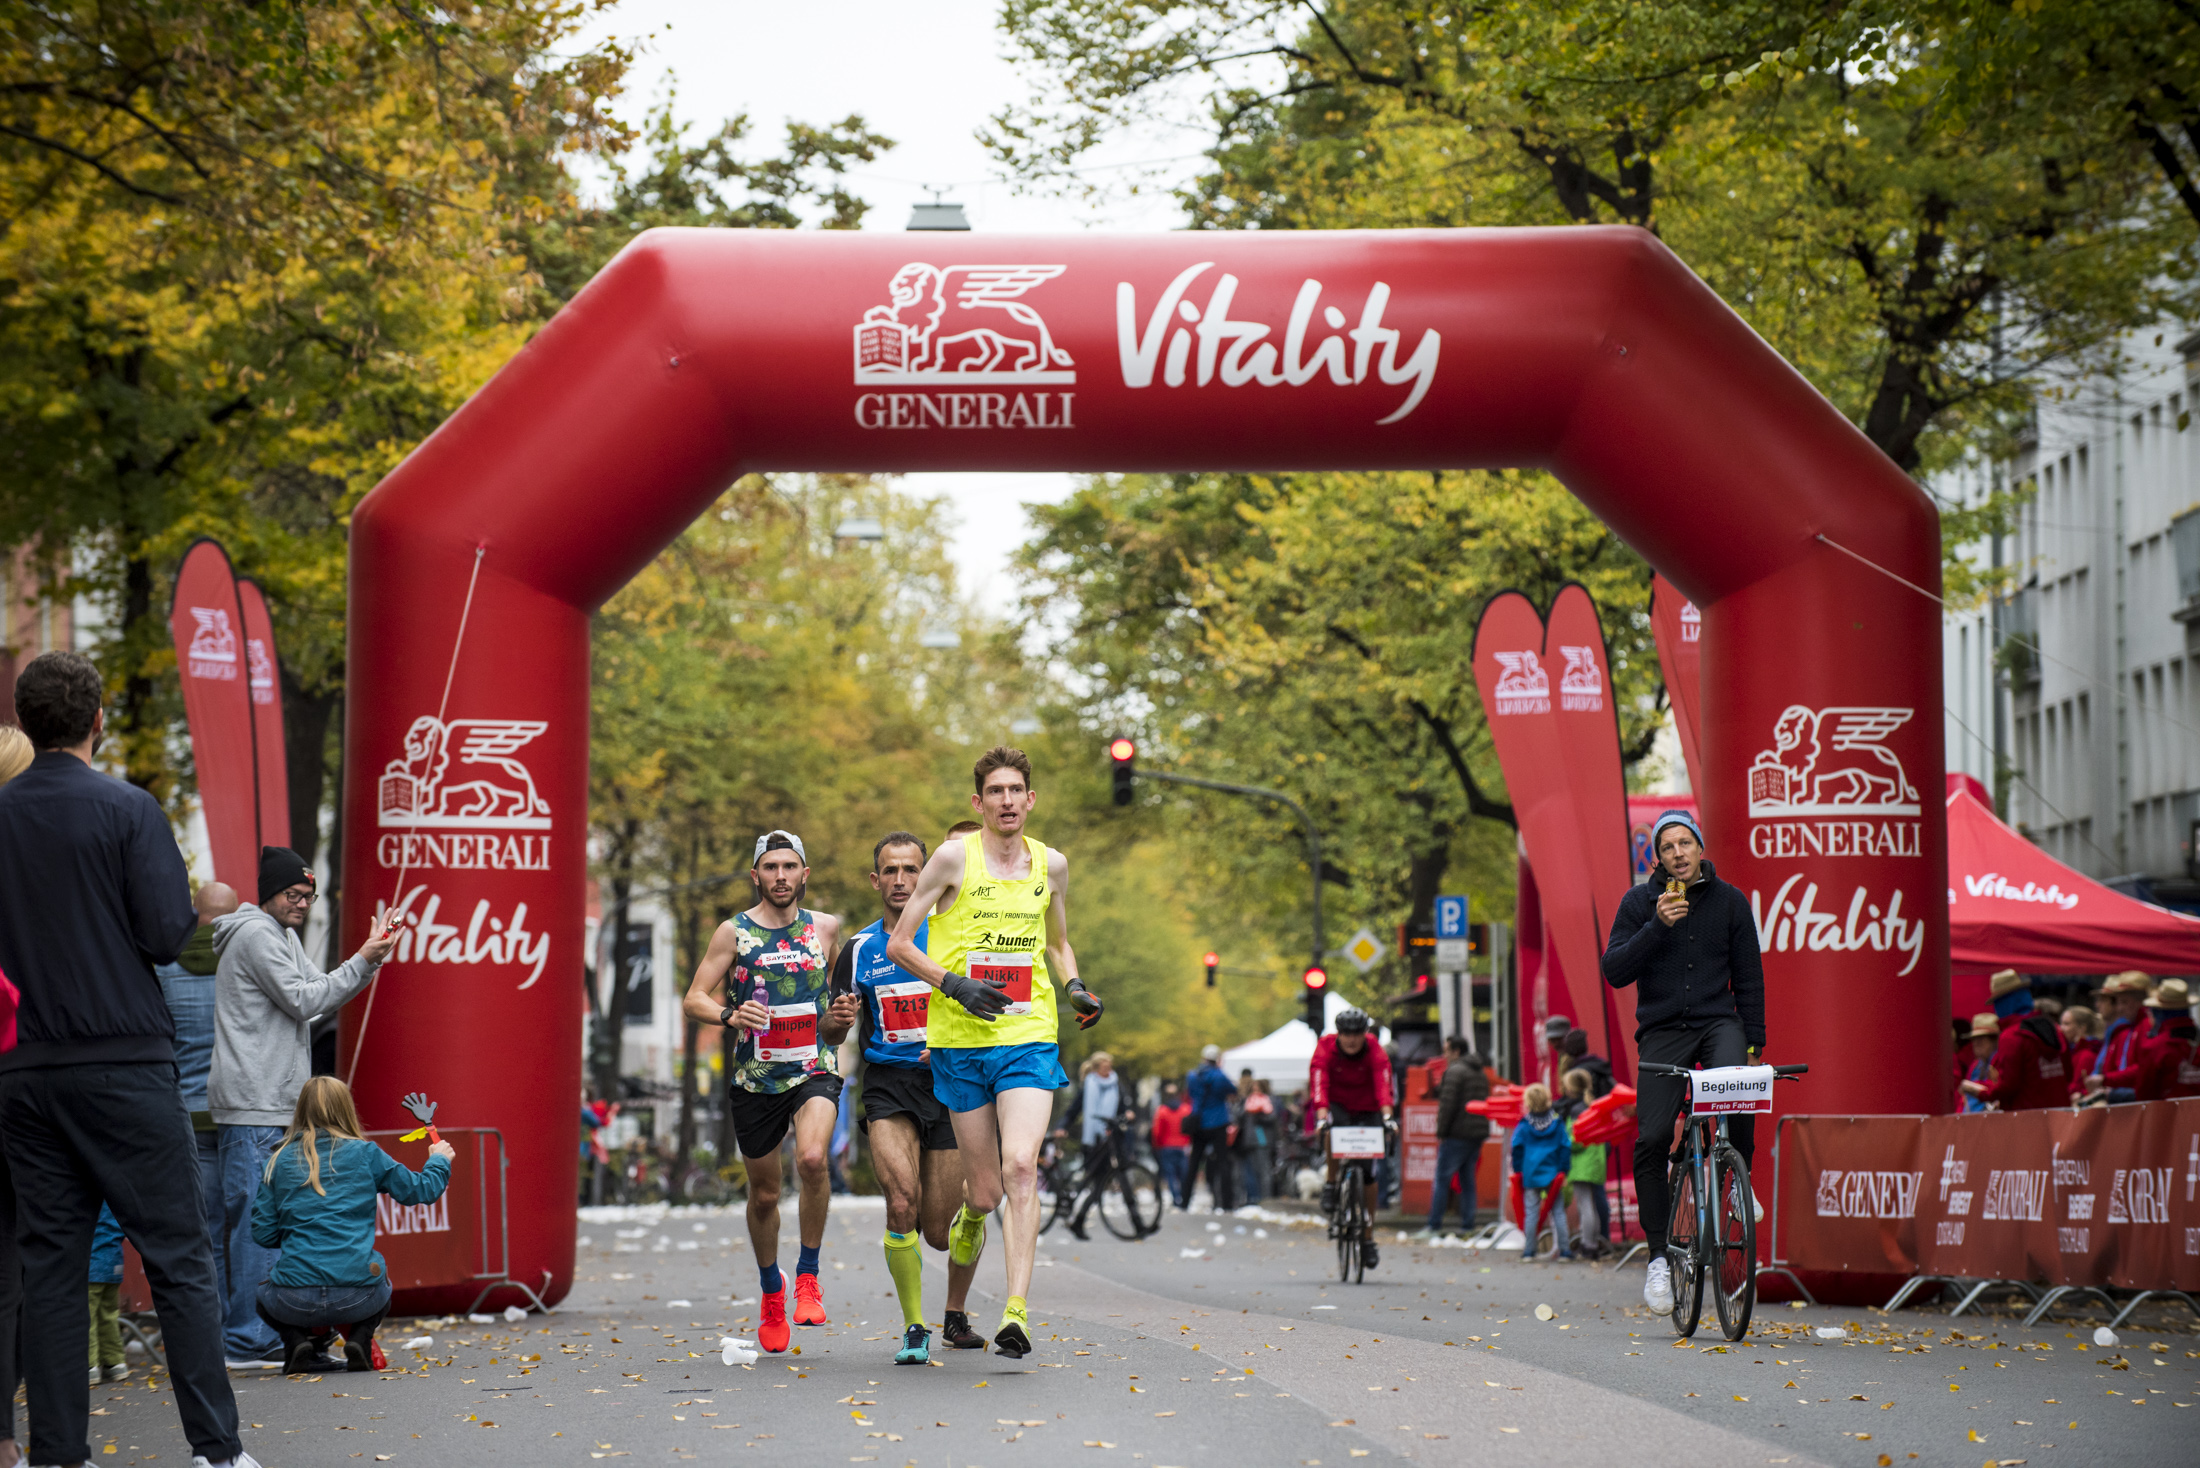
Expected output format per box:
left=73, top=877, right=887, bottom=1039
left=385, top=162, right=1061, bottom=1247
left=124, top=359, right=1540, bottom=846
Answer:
left=251, top=1077, right=452, bottom=1376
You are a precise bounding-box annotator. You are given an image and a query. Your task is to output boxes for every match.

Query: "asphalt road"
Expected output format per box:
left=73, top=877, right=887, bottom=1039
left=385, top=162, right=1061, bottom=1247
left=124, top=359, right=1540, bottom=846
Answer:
left=56, top=1196, right=2200, bottom=1468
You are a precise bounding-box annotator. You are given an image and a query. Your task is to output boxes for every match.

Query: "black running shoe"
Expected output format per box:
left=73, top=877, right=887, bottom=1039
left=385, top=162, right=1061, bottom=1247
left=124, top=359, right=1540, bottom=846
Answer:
left=1361, top=1239, right=1380, bottom=1270
left=941, top=1310, right=986, bottom=1350
left=993, top=1319, right=1032, bottom=1360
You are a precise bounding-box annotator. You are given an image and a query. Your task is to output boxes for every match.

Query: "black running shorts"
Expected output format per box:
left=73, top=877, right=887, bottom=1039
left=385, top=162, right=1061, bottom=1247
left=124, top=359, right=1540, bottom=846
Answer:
left=858, top=1062, right=957, bottom=1152
left=727, top=1073, right=843, bottom=1159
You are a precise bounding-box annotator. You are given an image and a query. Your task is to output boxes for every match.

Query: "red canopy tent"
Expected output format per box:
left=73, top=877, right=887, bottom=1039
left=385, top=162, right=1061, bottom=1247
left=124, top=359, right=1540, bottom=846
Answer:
left=1946, top=773, right=2200, bottom=1015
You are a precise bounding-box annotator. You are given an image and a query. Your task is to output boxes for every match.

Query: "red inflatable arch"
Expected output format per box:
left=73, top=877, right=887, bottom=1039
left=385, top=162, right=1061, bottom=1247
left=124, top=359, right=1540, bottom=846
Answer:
left=342, top=227, right=1947, bottom=1308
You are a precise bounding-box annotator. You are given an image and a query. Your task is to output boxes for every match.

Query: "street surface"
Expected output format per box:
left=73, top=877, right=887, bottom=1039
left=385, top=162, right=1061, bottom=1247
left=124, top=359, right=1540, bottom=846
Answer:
left=65, top=1196, right=2198, bottom=1467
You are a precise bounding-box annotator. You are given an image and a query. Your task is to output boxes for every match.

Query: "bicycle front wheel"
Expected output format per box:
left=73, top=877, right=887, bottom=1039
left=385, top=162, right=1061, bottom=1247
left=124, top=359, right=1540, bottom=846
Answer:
left=1337, top=1169, right=1364, bottom=1283
left=1036, top=1161, right=1065, bottom=1236
left=1101, top=1166, right=1166, bottom=1240
left=1712, top=1149, right=1758, bottom=1341
left=1666, top=1156, right=1706, bottom=1338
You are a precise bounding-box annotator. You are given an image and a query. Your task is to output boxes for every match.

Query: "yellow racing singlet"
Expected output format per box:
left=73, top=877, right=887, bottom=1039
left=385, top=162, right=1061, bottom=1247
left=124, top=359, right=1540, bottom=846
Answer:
left=927, top=832, right=1057, bottom=1050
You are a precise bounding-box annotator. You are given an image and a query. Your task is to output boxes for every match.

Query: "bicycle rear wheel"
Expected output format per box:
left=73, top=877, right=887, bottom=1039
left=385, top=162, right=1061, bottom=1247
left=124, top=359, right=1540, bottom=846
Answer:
left=1712, top=1149, right=1758, bottom=1341
left=1666, top=1156, right=1706, bottom=1338
left=1036, top=1159, right=1065, bottom=1236
left=1101, top=1166, right=1166, bottom=1240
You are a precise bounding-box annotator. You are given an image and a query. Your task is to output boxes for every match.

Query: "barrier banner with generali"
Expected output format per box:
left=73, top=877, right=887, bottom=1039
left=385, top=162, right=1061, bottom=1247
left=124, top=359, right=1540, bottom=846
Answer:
left=1778, top=1101, right=2200, bottom=1291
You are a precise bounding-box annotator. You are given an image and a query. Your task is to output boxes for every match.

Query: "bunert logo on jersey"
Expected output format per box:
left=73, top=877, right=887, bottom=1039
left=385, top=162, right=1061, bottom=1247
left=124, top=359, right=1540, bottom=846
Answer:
left=185, top=607, right=239, bottom=681
left=1557, top=645, right=1602, bottom=711
left=853, top=263, right=1078, bottom=430
left=1490, top=650, right=1549, bottom=715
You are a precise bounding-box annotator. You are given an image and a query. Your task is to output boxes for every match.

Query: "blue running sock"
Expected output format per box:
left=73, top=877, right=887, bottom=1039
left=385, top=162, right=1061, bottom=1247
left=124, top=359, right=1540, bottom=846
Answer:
left=759, top=1262, right=783, bottom=1296
left=797, top=1243, right=821, bottom=1279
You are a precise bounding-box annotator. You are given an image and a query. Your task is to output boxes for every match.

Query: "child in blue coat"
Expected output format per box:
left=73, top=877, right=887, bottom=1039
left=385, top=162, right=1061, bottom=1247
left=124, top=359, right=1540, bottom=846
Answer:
left=1510, top=1083, right=1573, bottom=1261
left=252, top=1076, right=452, bottom=1375
left=88, top=1205, right=127, bottom=1384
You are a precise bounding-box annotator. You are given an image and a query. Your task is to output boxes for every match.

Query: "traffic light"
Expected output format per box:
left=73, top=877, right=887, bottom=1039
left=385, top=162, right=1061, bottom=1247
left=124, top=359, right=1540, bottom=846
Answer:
left=1203, top=951, right=1219, bottom=988
left=1109, top=737, right=1136, bottom=806
left=1301, top=964, right=1328, bottom=1032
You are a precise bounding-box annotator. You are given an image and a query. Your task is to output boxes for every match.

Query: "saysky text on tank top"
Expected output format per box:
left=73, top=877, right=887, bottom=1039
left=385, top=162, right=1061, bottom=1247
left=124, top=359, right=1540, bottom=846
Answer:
left=845, top=917, right=931, bottom=1069
left=727, top=909, right=835, bottom=1095
left=927, top=832, right=1057, bottom=1051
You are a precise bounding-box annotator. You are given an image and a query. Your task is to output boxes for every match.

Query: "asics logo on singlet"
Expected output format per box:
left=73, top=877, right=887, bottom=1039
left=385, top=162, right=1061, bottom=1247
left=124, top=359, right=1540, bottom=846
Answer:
left=976, top=930, right=1039, bottom=950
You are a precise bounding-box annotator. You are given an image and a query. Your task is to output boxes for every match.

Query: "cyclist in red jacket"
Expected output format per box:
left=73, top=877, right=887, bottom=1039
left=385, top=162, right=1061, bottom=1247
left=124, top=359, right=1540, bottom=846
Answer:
left=1309, top=1009, right=1393, bottom=1265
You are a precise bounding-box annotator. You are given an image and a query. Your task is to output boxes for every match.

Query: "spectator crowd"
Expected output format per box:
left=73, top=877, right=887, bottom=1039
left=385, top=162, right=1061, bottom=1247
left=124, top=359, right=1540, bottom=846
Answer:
left=0, top=652, right=447, bottom=1468
left=1956, top=968, right=2198, bottom=1113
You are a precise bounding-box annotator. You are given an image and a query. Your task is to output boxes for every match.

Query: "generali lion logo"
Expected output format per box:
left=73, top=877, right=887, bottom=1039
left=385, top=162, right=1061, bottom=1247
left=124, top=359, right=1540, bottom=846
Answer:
left=1747, top=705, right=1919, bottom=817
left=1491, top=650, right=1549, bottom=715
left=1557, top=645, right=1602, bottom=712
left=245, top=637, right=275, bottom=706
left=185, top=607, right=238, bottom=681
left=378, top=716, right=551, bottom=830
left=1678, top=600, right=1701, bottom=643
left=855, top=264, right=1075, bottom=384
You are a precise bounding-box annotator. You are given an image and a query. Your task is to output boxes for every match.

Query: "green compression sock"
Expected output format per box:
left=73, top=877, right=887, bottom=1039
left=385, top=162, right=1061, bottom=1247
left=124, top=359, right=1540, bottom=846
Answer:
left=883, top=1229, right=926, bottom=1328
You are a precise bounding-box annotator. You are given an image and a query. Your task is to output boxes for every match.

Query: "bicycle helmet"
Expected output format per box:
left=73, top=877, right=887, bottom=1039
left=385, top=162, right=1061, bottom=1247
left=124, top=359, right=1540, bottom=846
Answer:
left=1334, top=1008, right=1370, bottom=1035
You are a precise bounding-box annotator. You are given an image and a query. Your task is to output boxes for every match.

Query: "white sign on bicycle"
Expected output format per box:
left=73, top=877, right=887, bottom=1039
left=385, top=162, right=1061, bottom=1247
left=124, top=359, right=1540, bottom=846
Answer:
left=1330, top=1126, right=1387, bottom=1158
left=1689, top=1065, right=1776, bottom=1115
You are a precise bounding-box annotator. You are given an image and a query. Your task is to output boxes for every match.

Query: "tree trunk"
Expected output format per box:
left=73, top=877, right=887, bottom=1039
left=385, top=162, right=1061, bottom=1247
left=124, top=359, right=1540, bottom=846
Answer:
left=280, top=667, right=339, bottom=861
left=595, top=821, right=640, bottom=1104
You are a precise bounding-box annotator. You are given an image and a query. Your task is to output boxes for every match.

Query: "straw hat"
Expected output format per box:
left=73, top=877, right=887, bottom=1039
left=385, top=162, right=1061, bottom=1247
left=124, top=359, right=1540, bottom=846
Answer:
left=1969, top=1011, right=2001, bottom=1037
left=1989, top=969, right=2027, bottom=999
left=2151, top=979, right=2191, bottom=1012
left=2097, top=971, right=2148, bottom=997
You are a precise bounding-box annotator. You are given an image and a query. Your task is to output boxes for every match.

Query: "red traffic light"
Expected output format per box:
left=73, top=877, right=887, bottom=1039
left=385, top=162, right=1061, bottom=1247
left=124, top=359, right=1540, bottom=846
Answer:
left=1109, top=737, right=1137, bottom=762
left=1203, top=951, right=1219, bottom=968
left=1302, top=965, right=1328, bottom=990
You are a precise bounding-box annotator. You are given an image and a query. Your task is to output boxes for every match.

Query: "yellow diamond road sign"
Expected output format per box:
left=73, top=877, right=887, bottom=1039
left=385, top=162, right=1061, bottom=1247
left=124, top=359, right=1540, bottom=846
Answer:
left=1343, top=928, right=1384, bottom=973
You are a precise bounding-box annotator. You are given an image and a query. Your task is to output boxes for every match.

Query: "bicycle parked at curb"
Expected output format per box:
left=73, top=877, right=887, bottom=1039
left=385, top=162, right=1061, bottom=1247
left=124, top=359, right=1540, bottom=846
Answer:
left=1320, top=1118, right=1392, bottom=1284
left=1038, top=1114, right=1166, bottom=1241
left=1642, top=1060, right=1808, bottom=1340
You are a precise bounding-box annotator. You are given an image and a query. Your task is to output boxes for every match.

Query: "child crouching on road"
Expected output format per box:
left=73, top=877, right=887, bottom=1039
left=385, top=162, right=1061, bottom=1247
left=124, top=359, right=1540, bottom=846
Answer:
left=252, top=1076, right=453, bottom=1375
left=1510, top=1083, right=1572, bottom=1262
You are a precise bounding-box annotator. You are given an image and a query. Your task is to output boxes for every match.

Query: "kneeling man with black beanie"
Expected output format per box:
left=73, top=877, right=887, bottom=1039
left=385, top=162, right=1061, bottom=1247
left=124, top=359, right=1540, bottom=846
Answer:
left=207, top=847, right=397, bottom=1367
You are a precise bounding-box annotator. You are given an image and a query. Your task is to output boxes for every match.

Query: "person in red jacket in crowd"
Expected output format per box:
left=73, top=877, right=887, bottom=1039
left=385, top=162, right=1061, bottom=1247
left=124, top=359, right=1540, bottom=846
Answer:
left=2083, top=972, right=2151, bottom=1104
left=1148, top=1085, right=1193, bottom=1208
left=1962, top=970, right=2073, bottom=1112
left=2088, top=980, right=2197, bottom=1102
left=2058, top=1005, right=2102, bottom=1091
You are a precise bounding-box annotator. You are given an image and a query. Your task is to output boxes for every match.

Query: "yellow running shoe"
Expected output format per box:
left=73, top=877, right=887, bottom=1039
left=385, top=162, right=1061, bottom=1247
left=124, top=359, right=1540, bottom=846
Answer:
left=948, top=1204, right=989, bottom=1268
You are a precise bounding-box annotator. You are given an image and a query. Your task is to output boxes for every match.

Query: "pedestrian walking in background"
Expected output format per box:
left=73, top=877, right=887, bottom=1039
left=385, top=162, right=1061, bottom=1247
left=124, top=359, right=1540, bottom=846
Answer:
left=1511, top=1082, right=1573, bottom=1262
left=1184, top=1045, right=1239, bottom=1212
left=209, top=846, right=396, bottom=1367
left=1150, top=1085, right=1192, bottom=1207
left=88, top=1203, right=127, bottom=1385
left=0, top=652, right=256, bottom=1468
left=0, top=720, right=31, bottom=1468
left=1077, top=1052, right=1121, bottom=1152
left=249, top=1076, right=453, bottom=1375
left=1236, top=1073, right=1274, bottom=1204
left=1423, top=1036, right=1488, bottom=1238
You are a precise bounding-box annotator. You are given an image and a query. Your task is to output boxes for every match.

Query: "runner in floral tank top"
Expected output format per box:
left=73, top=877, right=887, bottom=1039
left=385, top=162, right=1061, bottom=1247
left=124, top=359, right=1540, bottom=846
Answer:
left=681, top=831, right=854, bottom=1353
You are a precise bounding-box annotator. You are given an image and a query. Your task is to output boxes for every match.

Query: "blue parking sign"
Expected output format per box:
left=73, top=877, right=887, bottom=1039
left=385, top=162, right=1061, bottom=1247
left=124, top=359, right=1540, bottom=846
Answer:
left=1434, top=895, right=1467, bottom=939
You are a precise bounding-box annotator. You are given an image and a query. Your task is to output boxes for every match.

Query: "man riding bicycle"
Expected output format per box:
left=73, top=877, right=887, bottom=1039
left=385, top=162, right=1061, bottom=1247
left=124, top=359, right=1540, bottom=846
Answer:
left=1309, top=1008, right=1392, bottom=1271
left=1601, top=810, right=1765, bottom=1316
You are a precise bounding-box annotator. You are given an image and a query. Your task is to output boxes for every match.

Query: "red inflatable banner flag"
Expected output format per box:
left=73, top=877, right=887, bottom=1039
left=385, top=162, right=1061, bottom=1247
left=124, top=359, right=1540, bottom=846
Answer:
left=1649, top=573, right=1704, bottom=793
left=1474, top=587, right=1633, bottom=1075
left=168, top=541, right=257, bottom=891
left=235, top=578, right=290, bottom=849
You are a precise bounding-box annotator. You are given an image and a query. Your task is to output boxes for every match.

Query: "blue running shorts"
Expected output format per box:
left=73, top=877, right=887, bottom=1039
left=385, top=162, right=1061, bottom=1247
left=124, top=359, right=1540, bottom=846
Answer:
left=930, top=1042, right=1069, bottom=1114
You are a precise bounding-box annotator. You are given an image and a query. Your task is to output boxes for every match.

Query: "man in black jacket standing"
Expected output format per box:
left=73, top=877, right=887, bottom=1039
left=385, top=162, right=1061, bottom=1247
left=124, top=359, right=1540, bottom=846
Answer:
left=0, top=653, right=254, bottom=1468
left=1601, top=809, right=1766, bottom=1317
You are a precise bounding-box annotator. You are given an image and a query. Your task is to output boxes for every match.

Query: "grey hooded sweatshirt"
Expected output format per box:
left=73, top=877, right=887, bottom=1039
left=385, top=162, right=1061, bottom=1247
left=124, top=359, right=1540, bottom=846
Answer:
left=208, top=903, right=381, bottom=1127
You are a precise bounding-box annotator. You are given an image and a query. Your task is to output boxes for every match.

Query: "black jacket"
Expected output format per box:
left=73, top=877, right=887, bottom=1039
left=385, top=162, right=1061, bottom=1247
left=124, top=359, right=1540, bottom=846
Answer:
left=0, top=751, right=196, bottom=1071
left=1565, top=1052, right=1616, bottom=1099
left=1434, top=1059, right=1490, bottom=1142
left=1601, top=859, right=1766, bottom=1049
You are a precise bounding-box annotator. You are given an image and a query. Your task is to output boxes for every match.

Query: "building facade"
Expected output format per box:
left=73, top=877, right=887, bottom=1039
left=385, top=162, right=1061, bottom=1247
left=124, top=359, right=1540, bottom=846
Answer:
left=1941, top=330, right=2200, bottom=910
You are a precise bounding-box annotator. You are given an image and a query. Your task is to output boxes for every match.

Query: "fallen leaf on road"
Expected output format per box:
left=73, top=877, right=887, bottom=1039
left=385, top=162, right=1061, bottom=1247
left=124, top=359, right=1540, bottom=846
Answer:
left=1734, top=1396, right=1749, bottom=1402
left=1084, top=1441, right=1117, bottom=1448
left=1154, top=1411, right=1176, bottom=1417
left=1499, top=1427, right=1520, bottom=1434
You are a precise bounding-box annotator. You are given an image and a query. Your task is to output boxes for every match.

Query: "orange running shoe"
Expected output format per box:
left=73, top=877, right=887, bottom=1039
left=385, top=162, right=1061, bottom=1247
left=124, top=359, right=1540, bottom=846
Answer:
left=757, top=1285, right=791, bottom=1354
left=793, top=1273, right=829, bottom=1326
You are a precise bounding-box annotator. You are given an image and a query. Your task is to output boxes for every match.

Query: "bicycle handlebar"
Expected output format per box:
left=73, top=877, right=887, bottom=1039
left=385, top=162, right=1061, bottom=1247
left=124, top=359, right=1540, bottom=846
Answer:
left=1637, top=1061, right=1810, bottom=1077
left=1771, top=1064, right=1810, bottom=1076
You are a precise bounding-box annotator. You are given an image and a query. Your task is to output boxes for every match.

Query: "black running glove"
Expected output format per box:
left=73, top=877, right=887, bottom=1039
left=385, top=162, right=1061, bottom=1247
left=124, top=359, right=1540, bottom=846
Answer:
left=1065, top=977, right=1103, bottom=1031
left=940, top=971, right=1012, bottom=1021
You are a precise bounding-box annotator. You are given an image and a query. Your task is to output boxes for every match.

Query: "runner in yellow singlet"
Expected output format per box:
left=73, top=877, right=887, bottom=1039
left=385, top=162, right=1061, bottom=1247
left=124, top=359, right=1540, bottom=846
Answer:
left=886, top=746, right=1103, bottom=1359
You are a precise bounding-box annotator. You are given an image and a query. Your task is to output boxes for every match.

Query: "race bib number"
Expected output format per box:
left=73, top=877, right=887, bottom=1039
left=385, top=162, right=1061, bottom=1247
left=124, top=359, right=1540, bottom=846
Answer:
left=758, top=1002, right=819, bottom=1064
left=1689, top=1065, right=1775, bottom=1115
left=876, top=980, right=930, bottom=1045
left=1330, top=1125, right=1386, bottom=1159
left=969, top=951, right=1035, bottom=1016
